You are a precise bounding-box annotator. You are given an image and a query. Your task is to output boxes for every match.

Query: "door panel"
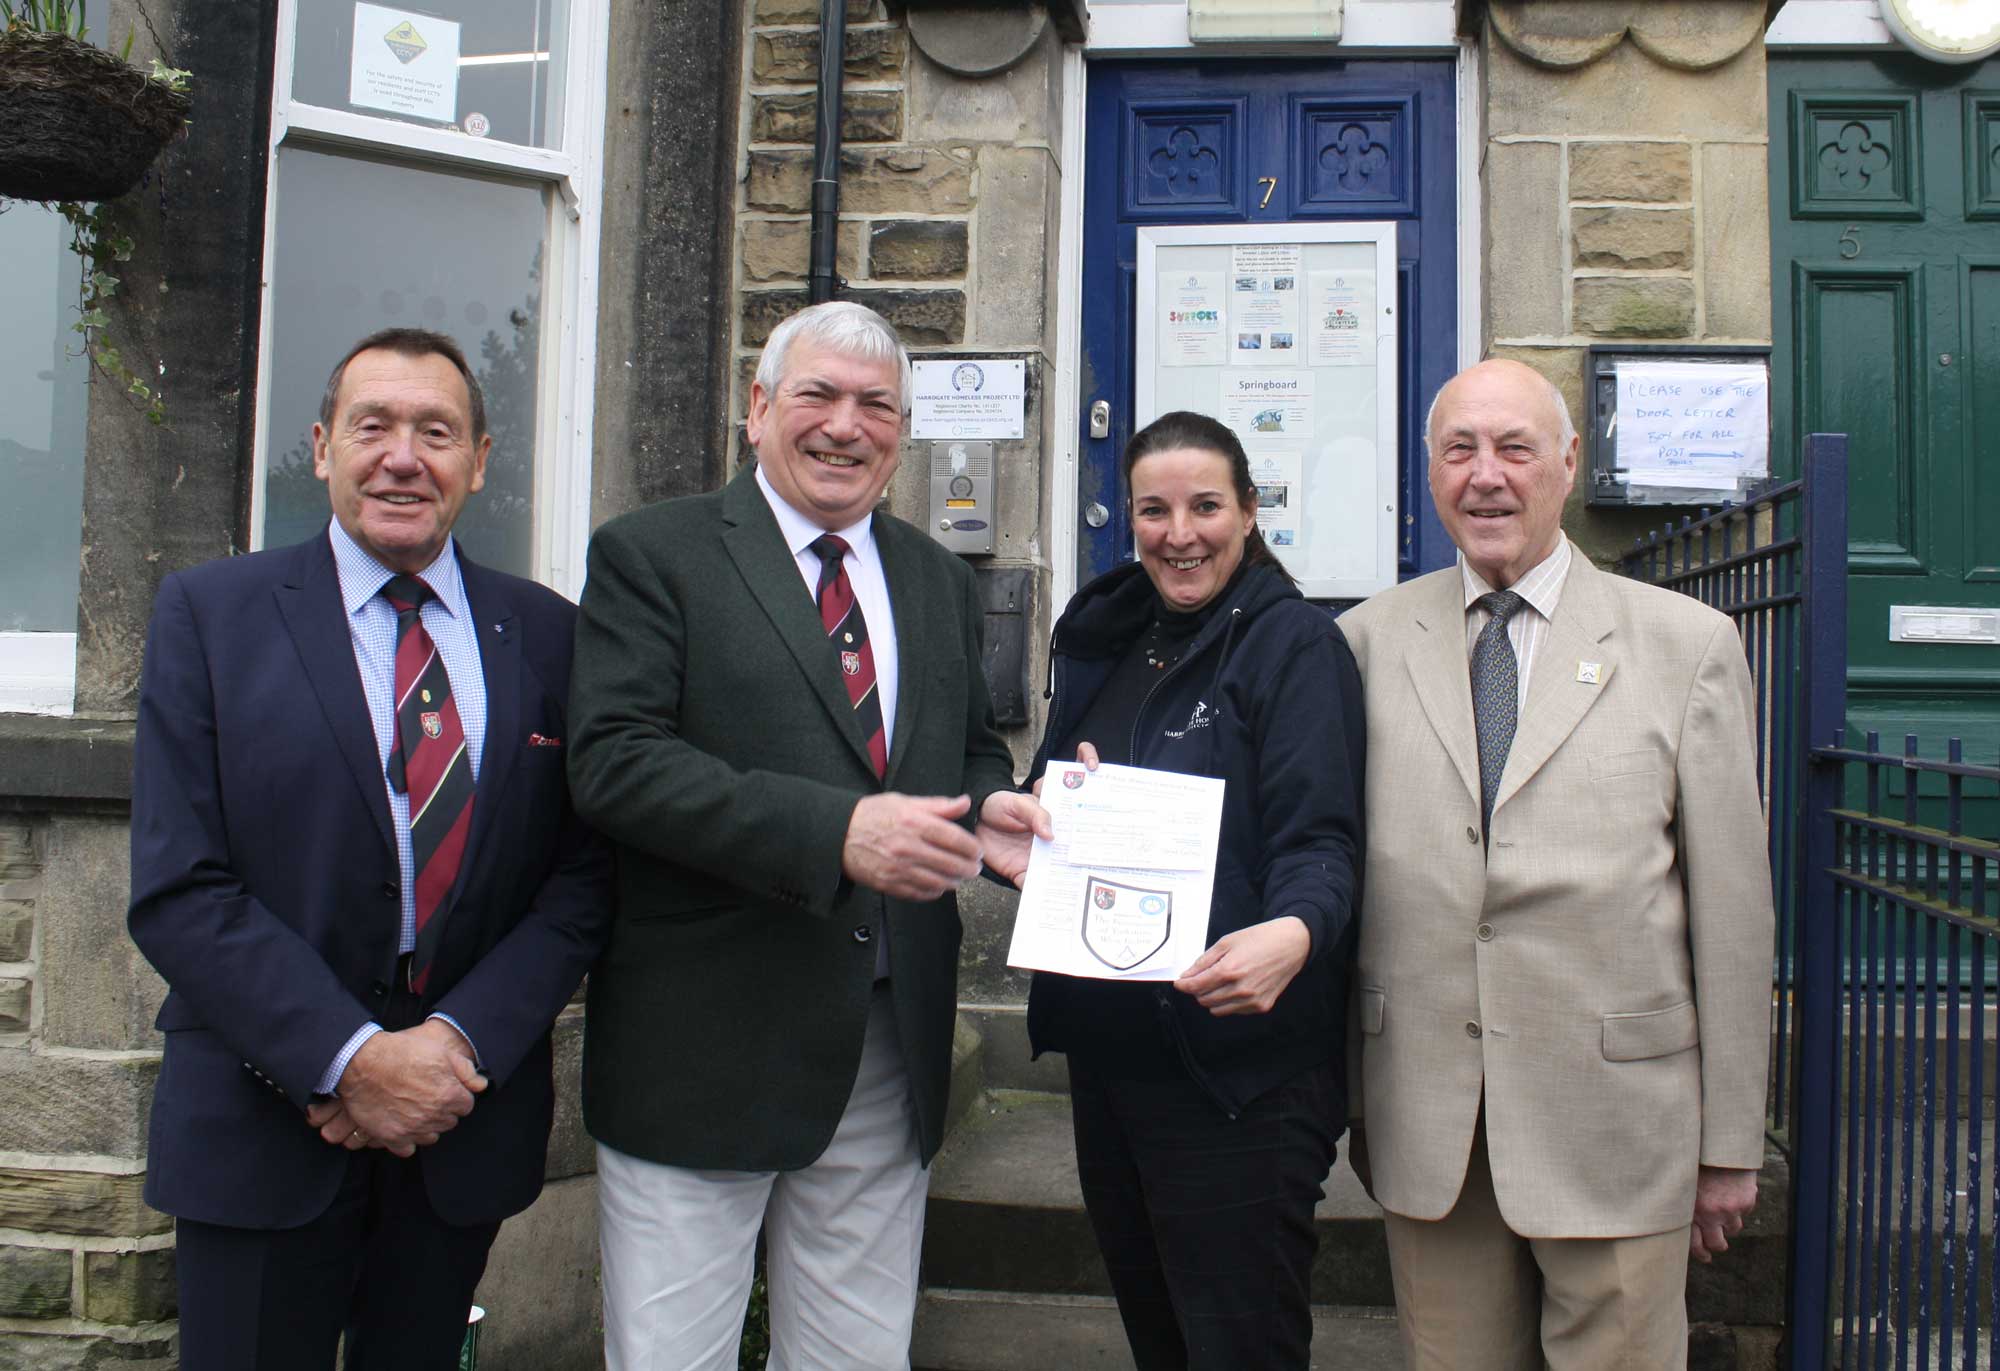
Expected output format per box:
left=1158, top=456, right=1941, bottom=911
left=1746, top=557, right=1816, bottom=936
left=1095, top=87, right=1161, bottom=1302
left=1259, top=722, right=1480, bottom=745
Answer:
left=1771, top=55, right=2000, bottom=788
left=1079, top=58, right=1456, bottom=591
left=1967, top=259, right=2000, bottom=579
left=1796, top=265, right=1922, bottom=568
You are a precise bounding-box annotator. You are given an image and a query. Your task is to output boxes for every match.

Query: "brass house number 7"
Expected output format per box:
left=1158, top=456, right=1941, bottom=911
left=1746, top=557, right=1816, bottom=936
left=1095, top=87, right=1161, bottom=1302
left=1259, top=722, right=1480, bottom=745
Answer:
left=1257, top=176, right=1278, bottom=210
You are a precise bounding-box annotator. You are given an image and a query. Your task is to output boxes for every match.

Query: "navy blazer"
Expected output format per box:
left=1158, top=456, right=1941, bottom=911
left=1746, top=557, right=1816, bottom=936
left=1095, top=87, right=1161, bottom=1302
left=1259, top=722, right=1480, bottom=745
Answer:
left=129, top=532, right=612, bottom=1230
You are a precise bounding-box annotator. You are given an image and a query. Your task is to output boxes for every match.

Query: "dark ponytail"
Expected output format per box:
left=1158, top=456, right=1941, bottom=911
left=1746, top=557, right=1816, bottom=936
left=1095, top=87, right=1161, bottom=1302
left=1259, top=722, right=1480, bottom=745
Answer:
left=1121, top=411, right=1297, bottom=585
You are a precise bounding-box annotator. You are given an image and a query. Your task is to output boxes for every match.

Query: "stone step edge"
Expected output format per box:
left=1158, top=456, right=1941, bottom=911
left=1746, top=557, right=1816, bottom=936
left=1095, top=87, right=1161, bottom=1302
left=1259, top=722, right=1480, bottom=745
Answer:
left=919, top=1288, right=1400, bottom=1320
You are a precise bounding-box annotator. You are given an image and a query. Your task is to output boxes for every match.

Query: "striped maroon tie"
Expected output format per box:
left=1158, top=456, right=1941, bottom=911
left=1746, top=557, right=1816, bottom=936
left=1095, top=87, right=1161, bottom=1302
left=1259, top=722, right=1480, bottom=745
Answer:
left=382, top=575, right=474, bottom=993
left=811, top=535, right=887, bottom=779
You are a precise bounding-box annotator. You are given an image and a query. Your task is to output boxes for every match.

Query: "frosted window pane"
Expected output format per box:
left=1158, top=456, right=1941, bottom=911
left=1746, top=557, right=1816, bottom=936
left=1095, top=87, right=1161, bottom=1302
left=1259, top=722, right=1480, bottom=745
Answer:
left=263, top=147, right=546, bottom=576
left=0, top=203, right=87, bottom=633
left=290, top=0, right=570, bottom=149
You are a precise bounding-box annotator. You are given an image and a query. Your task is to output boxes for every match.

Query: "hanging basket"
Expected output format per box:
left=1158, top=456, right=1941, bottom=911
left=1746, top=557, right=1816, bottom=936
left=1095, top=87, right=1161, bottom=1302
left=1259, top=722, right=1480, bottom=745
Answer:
left=0, top=27, right=189, bottom=203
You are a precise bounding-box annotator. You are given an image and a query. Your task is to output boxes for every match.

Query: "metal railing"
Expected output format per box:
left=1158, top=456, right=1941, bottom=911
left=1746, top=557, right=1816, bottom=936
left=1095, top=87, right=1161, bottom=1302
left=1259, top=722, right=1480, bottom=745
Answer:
left=1810, top=735, right=2000, bottom=1369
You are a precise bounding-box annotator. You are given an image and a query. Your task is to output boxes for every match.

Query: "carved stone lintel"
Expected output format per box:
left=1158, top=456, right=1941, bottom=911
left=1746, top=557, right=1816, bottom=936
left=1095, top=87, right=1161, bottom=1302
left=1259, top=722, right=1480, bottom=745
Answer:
left=1487, top=1, right=1764, bottom=72
left=900, top=1, right=1049, bottom=78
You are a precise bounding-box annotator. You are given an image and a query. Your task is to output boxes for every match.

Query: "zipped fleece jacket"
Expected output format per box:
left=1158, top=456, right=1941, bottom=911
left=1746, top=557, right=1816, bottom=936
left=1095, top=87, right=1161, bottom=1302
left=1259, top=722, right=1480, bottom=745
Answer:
left=1025, top=558, right=1367, bottom=1118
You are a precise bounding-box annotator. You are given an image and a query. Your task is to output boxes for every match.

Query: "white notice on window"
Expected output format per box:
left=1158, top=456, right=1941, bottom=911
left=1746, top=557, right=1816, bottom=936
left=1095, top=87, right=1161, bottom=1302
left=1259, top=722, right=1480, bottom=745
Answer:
left=1158, top=270, right=1227, bottom=367
left=1006, top=762, right=1224, bottom=981
left=349, top=2, right=461, bottom=124
left=1613, top=361, right=1770, bottom=490
left=1308, top=269, right=1375, bottom=367
left=1229, top=244, right=1302, bottom=364
left=1248, top=451, right=1303, bottom=550
left=1220, top=371, right=1314, bottom=445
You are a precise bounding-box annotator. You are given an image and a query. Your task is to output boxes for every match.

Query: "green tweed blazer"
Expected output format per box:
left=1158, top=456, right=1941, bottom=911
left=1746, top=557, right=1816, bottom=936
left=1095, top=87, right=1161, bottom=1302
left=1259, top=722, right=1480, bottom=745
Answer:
left=569, top=466, right=1016, bottom=1169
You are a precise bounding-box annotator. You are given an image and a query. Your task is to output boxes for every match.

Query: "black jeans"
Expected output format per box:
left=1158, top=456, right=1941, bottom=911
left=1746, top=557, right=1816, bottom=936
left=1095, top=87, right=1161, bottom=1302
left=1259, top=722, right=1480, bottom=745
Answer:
left=1068, top=1057, right=1340, bottom=1371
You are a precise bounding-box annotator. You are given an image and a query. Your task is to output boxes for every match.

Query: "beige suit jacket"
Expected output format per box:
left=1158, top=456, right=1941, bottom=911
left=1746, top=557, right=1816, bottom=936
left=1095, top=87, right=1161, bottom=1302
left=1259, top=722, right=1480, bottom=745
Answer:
left=1339, top=546, right=1773, bottom=1239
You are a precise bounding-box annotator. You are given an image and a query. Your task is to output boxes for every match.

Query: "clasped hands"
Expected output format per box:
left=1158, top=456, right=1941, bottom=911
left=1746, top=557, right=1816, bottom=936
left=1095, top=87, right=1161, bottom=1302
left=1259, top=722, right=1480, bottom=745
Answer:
left=303, top=1018, right=486, bottom=1157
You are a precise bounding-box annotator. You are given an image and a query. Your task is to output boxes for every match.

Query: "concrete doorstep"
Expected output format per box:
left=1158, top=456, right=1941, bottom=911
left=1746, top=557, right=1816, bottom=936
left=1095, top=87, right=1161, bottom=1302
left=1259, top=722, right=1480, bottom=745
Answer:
left=915, top=1087, right=1402, bottom=1370
left=911, top=1289, right=1403, bottom=1371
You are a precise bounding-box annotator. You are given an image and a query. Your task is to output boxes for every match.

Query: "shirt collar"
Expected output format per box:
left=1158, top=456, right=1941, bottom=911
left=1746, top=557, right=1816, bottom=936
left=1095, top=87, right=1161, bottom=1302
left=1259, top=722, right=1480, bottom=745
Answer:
left=1457, top=536, right=1572, bottom=624
left=327, top=518, right=468, bottom=621
left=754, top=462, right=877, bottom=561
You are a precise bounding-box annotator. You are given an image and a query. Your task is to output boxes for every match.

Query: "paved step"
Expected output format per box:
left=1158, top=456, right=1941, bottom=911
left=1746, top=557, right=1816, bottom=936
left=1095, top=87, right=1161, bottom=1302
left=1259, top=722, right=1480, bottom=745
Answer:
left=911, top=1289, right=1403, bottom=1371
left=920, top=1080, right=1789, bottom=1329
left=922, top=1088, right=1395, bottom=1308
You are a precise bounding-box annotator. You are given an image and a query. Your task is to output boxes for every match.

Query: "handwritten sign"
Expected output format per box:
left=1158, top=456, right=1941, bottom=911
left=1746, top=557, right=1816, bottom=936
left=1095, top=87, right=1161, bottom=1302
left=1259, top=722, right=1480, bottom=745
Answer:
left=1613, top=361, right=1769, bottom=492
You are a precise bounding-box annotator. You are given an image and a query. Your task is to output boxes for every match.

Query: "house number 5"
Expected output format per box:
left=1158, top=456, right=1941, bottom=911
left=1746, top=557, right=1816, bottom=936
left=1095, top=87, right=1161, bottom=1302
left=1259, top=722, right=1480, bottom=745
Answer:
left=1257, top=176, right=1278, bottom=209
left=1839, top=225, right=1862, bottom=259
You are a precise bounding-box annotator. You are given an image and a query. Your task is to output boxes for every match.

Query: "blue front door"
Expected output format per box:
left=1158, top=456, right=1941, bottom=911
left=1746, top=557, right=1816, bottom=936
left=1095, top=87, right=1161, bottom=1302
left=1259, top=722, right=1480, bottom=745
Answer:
left=1078, top=57, right=1458, bottom=591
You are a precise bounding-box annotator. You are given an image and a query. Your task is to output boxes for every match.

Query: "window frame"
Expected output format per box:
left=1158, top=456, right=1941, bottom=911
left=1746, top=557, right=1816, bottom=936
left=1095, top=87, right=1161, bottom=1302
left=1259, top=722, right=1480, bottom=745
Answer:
left=249, top=0, right=608, bottom=596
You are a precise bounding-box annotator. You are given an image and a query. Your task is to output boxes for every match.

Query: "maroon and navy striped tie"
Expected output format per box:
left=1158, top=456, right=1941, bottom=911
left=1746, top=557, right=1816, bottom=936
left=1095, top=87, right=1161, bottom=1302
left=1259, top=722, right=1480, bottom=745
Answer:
left=382, top=575, right=474, bottom=993
left=811, top=535, right=887, bottom=779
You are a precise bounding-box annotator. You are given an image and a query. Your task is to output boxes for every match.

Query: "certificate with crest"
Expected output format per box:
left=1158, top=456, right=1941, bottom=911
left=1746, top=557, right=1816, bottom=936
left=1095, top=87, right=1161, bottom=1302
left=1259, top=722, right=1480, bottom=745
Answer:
left=1005, top=762, right=1223, bottom=981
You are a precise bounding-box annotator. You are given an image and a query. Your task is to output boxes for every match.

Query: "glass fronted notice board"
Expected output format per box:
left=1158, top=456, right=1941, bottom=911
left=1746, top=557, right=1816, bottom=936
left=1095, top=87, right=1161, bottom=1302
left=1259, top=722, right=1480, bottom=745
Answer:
left=1585, top=344, right=1773, bottom=507
left=1136, top=223, right=1399, bottom=600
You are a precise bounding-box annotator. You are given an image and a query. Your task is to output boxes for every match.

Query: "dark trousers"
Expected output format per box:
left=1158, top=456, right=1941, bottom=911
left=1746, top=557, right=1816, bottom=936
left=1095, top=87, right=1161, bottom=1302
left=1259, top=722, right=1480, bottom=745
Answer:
left=1068, top=1058, right=1339, bottom=1371
left=174, top=967, right=501, bottom=1371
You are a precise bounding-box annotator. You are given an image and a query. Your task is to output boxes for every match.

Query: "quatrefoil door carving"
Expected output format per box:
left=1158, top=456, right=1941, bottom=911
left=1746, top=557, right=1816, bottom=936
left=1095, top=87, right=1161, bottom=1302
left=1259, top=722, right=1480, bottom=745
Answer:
left=1820, top=121, right=1893, bottom=192
left=1149, top=126, right=1221, bottom=196
left=1320, top=123, right=1389, bottom=192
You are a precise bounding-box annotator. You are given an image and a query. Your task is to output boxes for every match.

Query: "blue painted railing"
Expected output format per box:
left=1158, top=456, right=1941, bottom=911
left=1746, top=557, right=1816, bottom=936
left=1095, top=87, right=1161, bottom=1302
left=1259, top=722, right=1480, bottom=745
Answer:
left=1811, top=735, right=2000, bottom=1369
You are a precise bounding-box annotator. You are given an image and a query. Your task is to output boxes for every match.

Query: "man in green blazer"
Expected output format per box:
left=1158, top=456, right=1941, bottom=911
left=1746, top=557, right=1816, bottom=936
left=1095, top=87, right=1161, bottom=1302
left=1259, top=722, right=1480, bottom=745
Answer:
left=568, top=301, right=1029, bottom=1370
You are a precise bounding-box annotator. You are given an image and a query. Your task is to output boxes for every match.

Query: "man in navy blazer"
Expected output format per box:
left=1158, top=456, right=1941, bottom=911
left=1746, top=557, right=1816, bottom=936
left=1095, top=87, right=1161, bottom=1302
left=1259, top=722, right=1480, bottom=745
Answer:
left=128, top=327, right=611, bottom=1369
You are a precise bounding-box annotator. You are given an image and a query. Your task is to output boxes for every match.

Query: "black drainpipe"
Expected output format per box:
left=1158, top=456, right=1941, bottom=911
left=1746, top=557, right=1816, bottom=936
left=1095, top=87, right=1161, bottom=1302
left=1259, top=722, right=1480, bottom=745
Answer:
left=808, top=0, right=847, bottom=304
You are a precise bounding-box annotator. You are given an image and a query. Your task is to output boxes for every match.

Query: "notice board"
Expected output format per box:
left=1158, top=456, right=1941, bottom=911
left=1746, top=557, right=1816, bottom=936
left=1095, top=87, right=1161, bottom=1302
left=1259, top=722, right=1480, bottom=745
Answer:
left=1136, top=222, right=1400, bottom=600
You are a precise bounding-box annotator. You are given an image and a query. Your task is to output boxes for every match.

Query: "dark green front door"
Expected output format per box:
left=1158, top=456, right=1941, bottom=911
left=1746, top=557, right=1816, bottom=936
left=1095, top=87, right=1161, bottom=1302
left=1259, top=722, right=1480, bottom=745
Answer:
left=1770, top=54, right=2000, bottom=782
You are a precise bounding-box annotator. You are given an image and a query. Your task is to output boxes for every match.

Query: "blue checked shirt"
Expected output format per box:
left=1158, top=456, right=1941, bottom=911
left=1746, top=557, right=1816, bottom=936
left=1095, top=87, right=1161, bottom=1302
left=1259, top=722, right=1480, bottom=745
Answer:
left=316, top=520, right=487, bottom=1095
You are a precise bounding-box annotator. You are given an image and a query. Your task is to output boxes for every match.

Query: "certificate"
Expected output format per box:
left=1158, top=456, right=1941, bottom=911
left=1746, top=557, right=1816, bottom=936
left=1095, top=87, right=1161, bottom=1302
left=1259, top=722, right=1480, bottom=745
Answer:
left=1005, top=762, right=1224, bottom=981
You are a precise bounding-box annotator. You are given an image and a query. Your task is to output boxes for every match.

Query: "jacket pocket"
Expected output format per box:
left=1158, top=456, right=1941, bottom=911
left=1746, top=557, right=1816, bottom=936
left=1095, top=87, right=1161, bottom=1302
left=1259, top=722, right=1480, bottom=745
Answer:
left=1587, top=748, right=1656, bottom=781
left=1358, top=987, right=1385, bottom=1035
left=1602, top=1000, right=1699, bottom=1061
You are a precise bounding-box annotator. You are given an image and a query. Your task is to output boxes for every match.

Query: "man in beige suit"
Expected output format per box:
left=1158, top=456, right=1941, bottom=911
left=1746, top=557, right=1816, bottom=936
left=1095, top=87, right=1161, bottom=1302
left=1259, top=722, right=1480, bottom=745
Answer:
left=1340, top=359, right=1773, bottom=1369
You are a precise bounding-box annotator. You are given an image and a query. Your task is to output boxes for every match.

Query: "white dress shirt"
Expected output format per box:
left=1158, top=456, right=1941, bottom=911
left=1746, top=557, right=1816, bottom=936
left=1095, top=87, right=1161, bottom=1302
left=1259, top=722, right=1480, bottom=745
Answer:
left=1458, top=537, right=1573, bottom=712
left=755, top=464, right=900, bottom=757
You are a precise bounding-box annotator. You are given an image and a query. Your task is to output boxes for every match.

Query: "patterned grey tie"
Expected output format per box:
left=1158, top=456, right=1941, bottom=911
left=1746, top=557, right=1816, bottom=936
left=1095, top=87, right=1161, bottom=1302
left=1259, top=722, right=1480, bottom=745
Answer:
left=1472, top=590, right=1525, bottom=841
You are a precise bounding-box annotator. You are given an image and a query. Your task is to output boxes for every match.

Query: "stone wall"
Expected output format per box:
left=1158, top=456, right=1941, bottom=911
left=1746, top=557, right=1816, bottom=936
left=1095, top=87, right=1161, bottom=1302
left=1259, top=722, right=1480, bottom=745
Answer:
left=1478, top=0, right=1773, bottom=564
left=731, top=1, right=1066, bottom=1003
left=0, top=813, right=176, bottom=1368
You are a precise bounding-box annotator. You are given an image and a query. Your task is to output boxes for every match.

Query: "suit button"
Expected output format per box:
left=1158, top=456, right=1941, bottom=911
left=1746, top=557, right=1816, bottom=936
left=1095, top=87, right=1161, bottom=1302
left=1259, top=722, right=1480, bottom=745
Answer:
left=1476, top=923, right=1495, bottom=942
left=381, top=881, right=398, bottom=899
left=1465, top=1020, right=1482, bottom=1038
left=370, top=982, right=389, bottom=1000
left=852, top=925, right=873, bottom=943
left=1465, top=826, right=1478, bottom=844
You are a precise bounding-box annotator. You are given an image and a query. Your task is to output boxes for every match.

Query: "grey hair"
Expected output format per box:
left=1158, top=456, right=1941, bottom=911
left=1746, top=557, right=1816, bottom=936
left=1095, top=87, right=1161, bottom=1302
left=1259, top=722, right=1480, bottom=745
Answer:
left=1423, top=365, right=1577, bottom=456
left=753, top=301, right=912, bottom=415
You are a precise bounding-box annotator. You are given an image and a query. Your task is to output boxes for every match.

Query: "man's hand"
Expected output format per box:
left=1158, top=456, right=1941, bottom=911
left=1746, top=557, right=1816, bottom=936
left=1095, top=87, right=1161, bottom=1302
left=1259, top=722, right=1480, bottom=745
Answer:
left=327, top=1020, right=487, bottom=1156
left=975, top=792, right=1053, bottom=889
left=1690, top=1165, right=1757, bottom=1263
left=1173, top=916, right=1311, bottom=1016
left=842, top=793, right=983, bottom=901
